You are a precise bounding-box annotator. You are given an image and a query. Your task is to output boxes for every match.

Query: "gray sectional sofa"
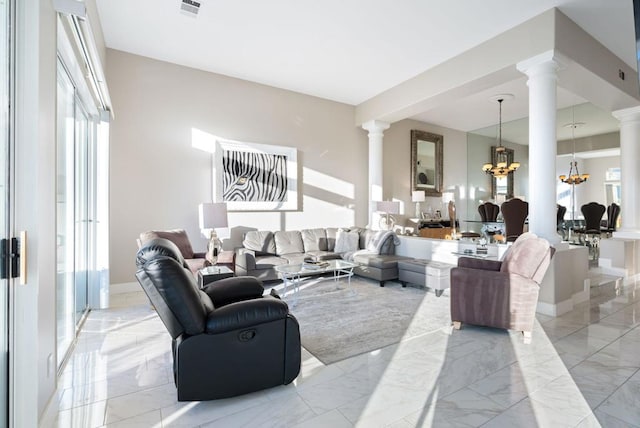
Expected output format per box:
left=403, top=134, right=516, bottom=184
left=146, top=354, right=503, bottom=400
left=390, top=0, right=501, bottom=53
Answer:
left=235, top=227, right=411, bottom=286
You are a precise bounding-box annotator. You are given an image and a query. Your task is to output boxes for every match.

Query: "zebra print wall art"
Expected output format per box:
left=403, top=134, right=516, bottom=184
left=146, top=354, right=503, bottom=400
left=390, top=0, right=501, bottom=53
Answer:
left=222, top=150, right=287, bottom=202
left=212, top=138, right=298, bottom=211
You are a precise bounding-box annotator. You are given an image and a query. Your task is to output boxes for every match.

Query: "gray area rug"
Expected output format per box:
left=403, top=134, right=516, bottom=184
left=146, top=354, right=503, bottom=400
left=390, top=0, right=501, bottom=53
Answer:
left=285, top=277, right=452, bottom=365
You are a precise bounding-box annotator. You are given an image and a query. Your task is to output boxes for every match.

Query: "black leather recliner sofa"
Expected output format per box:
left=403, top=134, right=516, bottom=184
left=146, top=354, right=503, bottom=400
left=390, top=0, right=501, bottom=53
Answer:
left=135, top=238, right=301, bottom=401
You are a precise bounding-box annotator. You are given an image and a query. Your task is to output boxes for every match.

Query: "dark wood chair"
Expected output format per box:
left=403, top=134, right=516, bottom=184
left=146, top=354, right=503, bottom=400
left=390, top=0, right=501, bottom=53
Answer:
left=557, top=204, right=567, bottom=240
left=574, top=202, right=605, bottom=236
left=601, top=203, right=620, bottom=237
left=501, top=198, right=529, bottom=242
left=478, top=202, right=500, bottom=222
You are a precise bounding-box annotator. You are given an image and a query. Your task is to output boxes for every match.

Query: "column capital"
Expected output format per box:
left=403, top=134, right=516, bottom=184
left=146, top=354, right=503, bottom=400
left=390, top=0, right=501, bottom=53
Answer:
left=516, top=50, right=568, bottom=77
left=362, top=120, right=390, bottom=135
left=612, top=105, right=640, bottom=122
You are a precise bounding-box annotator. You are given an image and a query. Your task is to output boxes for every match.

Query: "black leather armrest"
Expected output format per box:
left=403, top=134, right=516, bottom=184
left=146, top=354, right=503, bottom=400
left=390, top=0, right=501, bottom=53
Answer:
left=193, top=252, right=207, bottom=259
left=203, top=276, right=264, bottom=307
left=457, top=256, right=502, bottom=271
left=205, top=296, right=290, bottom=334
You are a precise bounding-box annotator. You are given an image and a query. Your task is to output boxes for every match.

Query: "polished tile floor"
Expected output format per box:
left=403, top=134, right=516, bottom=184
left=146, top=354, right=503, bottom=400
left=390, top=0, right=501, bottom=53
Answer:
left=45, top=272, right=640, bottom=427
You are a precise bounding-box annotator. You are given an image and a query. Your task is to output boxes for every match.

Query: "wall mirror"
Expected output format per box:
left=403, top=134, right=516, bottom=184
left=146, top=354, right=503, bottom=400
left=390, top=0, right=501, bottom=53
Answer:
left=411, top=130, right=443, bottom=196
left=490, top=145, right=515, bottom=199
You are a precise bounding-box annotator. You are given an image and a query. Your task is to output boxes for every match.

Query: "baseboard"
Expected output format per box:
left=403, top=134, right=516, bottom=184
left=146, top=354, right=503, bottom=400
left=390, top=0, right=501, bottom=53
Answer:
left=537, top=298, right=574, bottom=317
left=110, top=281, right=140, bottom=294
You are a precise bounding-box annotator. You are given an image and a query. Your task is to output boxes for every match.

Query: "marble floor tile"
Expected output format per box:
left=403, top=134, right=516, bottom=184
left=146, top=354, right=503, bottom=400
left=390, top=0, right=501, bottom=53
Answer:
left=468, top=360, right=559, bottom=408
left=527, top=374, right=598, bottom=425
left=291, top=409, right=354, bottom=428
left=569, top=359, right=638, bottom=408
left=297, top=373, right=372, bottom=414
left=198, top=394, right=316, bottom=428
left=46, top=273, right=640, bottom=428
left=589, top=409, right=640, bottom=428
left=596, top=370, right=640, bottom=426
left=427, top=387, right=506, bottom=427
left=98, top=409, right=162, bottom=428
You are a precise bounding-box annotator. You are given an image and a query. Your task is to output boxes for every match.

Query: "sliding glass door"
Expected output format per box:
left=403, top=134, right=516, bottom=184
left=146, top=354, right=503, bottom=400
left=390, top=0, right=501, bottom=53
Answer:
left=56, top=62, right=76, bottom=366
left=56, top=56, right=100, bottom=368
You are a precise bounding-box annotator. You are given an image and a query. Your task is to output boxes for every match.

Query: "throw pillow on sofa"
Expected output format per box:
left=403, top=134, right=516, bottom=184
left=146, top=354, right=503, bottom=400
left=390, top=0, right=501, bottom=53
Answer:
left=334, top=230, right=359, bottom=253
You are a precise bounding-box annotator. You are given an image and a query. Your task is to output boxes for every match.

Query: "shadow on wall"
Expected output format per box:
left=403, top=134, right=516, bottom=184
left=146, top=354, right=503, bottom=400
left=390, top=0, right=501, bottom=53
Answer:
left=222, top=225, right=257, bottom=251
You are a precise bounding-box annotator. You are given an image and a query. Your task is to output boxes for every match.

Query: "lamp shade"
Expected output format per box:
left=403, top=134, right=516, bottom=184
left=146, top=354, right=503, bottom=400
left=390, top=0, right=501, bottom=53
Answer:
left=198, top=203, right=228, bottom=229
left=411, top=191, right=425, bottom=203
left=376, top=200, right=400, bottom=215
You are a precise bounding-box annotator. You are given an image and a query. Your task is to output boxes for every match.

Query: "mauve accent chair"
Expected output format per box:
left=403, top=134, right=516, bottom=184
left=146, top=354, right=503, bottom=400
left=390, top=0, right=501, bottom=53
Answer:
left=135, top=238, right=301, bottom=401
left=501, top=198, right=529, bottom=242
left=138, top=229, right=208, bottom=276
left=450, top=232, right=553, bottom=344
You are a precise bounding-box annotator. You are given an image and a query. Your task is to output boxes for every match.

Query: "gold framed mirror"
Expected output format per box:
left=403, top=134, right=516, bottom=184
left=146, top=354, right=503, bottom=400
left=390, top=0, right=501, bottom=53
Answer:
left=411, top=130, right=443, bottom=196
left=490, top=145, right=515, bottom=199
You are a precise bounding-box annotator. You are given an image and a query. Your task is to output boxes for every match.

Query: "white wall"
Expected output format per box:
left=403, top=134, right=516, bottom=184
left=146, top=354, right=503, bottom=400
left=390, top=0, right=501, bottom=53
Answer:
left=579, top=156, right=619, bottom=208
left=14, top=0, right=57, bottom=423
left=107, top=50, right=369, bottom=284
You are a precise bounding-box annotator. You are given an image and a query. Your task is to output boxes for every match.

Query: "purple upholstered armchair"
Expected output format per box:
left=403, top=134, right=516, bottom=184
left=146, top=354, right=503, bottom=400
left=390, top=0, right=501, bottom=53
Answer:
left=450, top=232, right=553, bottom=344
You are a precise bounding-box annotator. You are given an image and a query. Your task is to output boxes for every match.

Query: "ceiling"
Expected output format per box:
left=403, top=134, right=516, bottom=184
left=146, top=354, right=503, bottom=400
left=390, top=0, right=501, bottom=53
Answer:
left=95, top=0, right=637, bottom=142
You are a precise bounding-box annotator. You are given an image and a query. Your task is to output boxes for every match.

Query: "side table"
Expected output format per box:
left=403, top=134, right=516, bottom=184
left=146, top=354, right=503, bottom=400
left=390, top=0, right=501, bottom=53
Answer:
left=197, top=265, right=235, bottom=288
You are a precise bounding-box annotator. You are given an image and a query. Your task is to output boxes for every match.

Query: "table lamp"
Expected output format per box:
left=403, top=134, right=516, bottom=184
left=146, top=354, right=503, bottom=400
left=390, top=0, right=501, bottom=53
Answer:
left=376, top=200, right=400, bottom=230
left=198, top=202, right=228, bottom=264
left=411, top=191, right=425, bottom=219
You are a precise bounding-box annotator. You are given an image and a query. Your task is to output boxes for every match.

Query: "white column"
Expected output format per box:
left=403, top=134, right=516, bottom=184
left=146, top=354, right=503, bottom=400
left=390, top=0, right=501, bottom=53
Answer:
left=362, top=120, right=390, bottom=228
left=517, top=52, right=563, bottom=245
left=612, top=106, right=640, bottom=238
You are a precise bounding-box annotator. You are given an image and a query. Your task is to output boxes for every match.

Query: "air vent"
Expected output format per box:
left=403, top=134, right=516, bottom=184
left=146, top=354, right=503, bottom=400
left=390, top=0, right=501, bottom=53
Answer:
left=180, top=0, right=201, bottom=16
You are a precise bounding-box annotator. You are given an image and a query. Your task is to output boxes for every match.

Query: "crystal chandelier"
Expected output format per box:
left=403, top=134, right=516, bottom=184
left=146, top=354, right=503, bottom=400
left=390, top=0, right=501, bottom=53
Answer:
left=559, top=115, right=589, bottom=185
left=482, top=97, right=520, bottom=178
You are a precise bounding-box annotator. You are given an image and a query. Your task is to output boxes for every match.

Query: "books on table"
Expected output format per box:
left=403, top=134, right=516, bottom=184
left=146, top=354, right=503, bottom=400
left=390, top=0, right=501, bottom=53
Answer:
left=302, top=260, right=329, bottom=269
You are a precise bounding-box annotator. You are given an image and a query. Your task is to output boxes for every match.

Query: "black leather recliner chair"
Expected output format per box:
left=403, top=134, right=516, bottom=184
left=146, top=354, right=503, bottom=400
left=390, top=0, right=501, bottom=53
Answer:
left=135, top=238, right=301, bottom=401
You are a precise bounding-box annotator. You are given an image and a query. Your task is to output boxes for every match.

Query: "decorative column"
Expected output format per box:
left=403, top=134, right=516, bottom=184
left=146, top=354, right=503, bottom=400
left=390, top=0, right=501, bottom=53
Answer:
left=362, top=120, right=390, bottom=228
left=612, top=106, right=640, bottom=238
left=517, top=51, right=563, bottom=245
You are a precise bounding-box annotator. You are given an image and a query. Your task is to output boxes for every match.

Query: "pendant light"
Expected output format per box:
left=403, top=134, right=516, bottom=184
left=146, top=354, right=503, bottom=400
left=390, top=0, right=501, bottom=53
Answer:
left=482, top=96, right=520, bottom=178
left=559, top=106, right=589, bottom=185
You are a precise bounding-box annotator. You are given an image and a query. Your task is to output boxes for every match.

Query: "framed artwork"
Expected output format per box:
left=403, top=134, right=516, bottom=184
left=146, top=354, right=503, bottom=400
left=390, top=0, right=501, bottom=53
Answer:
left=212, top=137, right=298, bottom=211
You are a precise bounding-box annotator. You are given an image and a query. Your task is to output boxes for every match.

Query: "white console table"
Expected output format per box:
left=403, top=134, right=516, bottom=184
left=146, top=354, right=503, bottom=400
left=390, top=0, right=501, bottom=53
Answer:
left=395, top=235, right=508, bottom=265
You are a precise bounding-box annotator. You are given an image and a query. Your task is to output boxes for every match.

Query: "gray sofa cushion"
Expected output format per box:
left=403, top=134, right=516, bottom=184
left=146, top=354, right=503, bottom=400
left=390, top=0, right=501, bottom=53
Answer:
left=254, top=255, right=289, bottom=270
left=280, top=254, right=307, bottom=265
left=301, top=228, right=327, bottom=252
left=274, top=231, right=305, bottom=255
left=325, top=228, right=343, bottom=252
left=243, top=231, right=277, bottom=255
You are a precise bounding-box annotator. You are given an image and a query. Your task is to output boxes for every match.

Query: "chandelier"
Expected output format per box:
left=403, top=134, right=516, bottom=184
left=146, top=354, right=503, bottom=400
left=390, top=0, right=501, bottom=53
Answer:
left=559, top=118, right=589, bottom=185
left=482, top=97, right=520, bottom=178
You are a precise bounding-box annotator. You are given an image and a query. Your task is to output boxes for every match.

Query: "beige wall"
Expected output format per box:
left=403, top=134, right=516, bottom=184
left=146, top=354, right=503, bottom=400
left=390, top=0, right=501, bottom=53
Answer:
left=107, top=49, right=369, bottom=283
left=382, top=119, right=468, bottom=230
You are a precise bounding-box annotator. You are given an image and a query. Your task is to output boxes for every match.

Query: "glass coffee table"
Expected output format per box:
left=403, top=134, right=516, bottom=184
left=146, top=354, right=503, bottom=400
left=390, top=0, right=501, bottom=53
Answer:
left=275, top=259, right=358, bottom=304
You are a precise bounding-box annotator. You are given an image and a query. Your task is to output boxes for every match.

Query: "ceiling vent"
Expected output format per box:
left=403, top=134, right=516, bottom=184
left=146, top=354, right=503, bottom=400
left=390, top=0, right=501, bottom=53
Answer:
left=180, top=0, right=201, bottom=17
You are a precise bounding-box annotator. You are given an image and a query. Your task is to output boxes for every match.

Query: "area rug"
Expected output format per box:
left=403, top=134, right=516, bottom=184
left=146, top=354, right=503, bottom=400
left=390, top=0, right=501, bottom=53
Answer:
left=283, top=277, right=452, bottom=365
